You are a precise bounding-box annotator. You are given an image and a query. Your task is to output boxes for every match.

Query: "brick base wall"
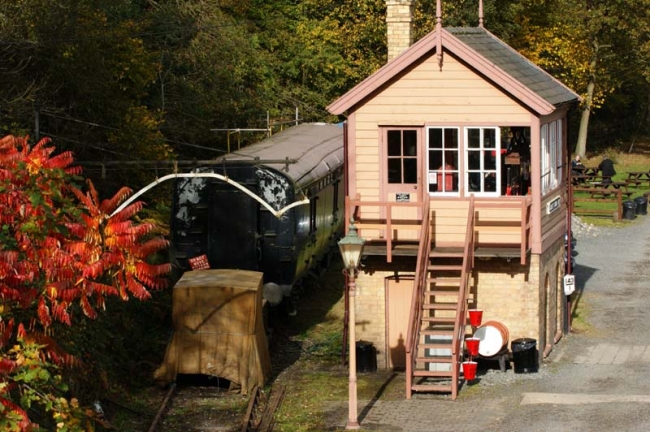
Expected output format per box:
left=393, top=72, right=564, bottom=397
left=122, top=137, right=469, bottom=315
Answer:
left=352, top=243, right=566, bottom=369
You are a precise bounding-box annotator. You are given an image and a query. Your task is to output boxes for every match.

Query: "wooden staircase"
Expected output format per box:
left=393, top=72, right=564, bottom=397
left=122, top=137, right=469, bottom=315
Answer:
left=406, top=197, right=475, bottom=399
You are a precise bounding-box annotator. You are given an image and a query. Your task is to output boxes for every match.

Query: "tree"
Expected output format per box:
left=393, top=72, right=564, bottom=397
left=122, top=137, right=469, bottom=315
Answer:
left=0, top=134, right=170, bottom=430
left=514, top=0, right=650, bottom=156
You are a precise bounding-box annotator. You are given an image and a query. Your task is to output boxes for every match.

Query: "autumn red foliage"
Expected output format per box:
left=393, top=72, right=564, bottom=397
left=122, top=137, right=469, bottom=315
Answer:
left=0, top=135, right=171, bottom=430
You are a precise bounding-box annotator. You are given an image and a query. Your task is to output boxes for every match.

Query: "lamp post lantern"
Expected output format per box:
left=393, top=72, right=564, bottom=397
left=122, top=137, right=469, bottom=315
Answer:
left=338, top=219, right=365, bottom=430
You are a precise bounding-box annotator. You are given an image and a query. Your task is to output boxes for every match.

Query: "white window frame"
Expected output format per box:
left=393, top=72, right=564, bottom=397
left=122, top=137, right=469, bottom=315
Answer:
left=541, top=121, right=564, bottom=195
left=556, top=120, right=564, bottom=188
left=464, top=127, right=501, bottom=196
left=541, top=124, right=550, bottom=193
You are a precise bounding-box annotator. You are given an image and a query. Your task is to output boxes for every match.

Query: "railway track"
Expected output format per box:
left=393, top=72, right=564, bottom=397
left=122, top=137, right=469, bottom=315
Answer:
left=146, top=382, right=286, bottom=432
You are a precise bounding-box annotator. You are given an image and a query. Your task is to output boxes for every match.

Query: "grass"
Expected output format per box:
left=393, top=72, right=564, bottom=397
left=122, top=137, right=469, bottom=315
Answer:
left=573, top=149, right=650, bottom=223
left=570, top=291, right=594, bottom=334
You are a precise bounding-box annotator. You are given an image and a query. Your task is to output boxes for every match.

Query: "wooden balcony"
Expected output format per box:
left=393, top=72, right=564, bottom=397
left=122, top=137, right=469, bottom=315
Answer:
left=345, top=195, right=533, bottom=265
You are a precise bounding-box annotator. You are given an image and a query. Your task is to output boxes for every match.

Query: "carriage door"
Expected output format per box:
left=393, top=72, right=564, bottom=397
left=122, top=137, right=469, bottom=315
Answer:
left=382, top=128, right=422, bottom=240
left=208, top=183, right=259, bottom=271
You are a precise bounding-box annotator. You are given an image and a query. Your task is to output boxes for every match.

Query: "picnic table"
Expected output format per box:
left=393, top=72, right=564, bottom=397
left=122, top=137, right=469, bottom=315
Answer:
left=625, top=171, right=650, bottom=188
left=573, top=180, right=633, bottom=198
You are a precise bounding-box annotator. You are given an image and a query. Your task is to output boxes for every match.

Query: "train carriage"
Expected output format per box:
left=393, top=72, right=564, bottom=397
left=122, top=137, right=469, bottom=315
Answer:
left=169, top=122, right=345, bottom=307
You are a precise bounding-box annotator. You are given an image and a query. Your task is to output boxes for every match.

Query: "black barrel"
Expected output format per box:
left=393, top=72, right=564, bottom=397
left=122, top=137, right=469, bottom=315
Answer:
left=622, top=200, right=637, bottom=220
left=356, top=341, right=377, bottom=373
left=634, top=196, right=648, bottom=215
left=511, top=338, right=538, bottom=373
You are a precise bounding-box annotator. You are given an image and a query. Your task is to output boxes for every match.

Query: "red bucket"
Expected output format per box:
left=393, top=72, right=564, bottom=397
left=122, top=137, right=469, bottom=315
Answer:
left=468, top=309, right=483, bottom=327
left=465, top=338, right=480, bottom=356
left=462, top=361, right=477, bottom=381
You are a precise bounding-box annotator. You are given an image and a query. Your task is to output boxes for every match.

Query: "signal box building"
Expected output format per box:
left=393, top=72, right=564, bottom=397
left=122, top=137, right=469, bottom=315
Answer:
left=327, top=1, right=580, bottom=399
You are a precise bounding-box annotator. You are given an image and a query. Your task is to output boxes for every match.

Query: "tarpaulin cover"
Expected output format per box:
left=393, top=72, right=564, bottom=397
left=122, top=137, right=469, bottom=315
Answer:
left=154, top=269, right=270, bottom=394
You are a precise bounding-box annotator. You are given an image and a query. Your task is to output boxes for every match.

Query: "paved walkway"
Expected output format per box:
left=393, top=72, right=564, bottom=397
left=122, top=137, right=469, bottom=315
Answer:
left=326, top=214, right=650, bottom=431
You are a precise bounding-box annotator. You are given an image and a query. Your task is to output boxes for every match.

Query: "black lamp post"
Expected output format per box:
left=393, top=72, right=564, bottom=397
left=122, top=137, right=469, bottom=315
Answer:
left=338, top=220, right=365, bottom=430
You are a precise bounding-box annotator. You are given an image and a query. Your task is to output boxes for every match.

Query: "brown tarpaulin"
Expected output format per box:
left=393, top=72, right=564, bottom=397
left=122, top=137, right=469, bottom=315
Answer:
left=154, top=269, right=271, bottom=394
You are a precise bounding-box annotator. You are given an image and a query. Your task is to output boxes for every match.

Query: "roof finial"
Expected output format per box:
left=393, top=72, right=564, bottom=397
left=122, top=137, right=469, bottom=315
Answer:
left=479, top=0, right=484, bottom=28
left=436, top=0, right=443, bottom=70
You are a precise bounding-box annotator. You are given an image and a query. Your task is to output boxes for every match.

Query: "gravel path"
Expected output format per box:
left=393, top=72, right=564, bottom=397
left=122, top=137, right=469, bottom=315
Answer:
left=326, top=213, right=650, bottom=431
left=488, top=213, right=650, bottom=432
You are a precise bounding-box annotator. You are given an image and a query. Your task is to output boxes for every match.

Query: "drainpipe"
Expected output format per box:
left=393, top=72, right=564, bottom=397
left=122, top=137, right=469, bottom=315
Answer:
left=566, top=120, right=574, bottom=334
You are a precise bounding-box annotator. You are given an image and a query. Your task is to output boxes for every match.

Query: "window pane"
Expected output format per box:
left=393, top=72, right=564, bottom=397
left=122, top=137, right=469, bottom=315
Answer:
left=445, top=128, right=459, bottom=149
left=468, top=150, right=481, bottom=170
left=468, top=172, right=481, bottom=191
left=403, top=158, right=418, bottom=183
left=388, top=158, right=402, bottom=183
left=484, top=151, right=497, bottom=170
left=403, top=130, right=418, bottom=156
left=484, top=173, right=497, bottom=191
left=429, top=151, right=442, bottom=170
left=429, top=177, right=440, bottom=193
left=429, top=128, right=443, bottom=149
left=468, top=128, right=481, bottom=149
left=387, top=130, right=401, bottom=156
left=484, top=129, right=496, bottom=148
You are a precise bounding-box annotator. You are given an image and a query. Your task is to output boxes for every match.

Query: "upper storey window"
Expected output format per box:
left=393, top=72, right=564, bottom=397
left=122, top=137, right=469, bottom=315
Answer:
left=427, top=127, right=459, bottom=194
left=387, top=129, right=418, bottom=184
left=465, top=127, right=501, bottom=196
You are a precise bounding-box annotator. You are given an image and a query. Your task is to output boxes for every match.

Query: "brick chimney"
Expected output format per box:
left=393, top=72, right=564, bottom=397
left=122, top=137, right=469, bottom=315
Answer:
left=386, top=0, right=414, bottom=61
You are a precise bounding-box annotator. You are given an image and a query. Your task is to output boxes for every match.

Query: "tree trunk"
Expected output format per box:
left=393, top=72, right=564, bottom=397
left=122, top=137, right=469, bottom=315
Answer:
left=575, top=81, right=594, bottom=158
left=575, top=43, right=600, bottom=158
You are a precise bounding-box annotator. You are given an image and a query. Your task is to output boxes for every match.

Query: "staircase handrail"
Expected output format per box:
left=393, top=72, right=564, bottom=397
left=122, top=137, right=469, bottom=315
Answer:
left=449, top=195, right=476, bottom=396
left=404, top=198, right=431, bottom=395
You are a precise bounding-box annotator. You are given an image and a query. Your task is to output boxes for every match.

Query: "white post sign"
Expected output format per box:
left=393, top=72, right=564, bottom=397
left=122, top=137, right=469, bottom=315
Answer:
left=563, top=274, right=576, bottom=295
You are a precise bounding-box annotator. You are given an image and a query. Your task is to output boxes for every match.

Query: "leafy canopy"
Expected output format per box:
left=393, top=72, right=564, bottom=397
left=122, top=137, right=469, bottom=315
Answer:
left=0, top=134, right=171, bottom=431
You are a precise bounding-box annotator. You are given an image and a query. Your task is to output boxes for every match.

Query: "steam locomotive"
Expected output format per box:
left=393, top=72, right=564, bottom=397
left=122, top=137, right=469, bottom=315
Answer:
left=169, top=122, right=345, bottom=308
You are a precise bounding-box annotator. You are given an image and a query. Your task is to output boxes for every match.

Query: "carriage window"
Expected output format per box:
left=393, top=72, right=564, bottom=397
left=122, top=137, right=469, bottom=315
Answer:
left=387, top=129, right=418, bottom=184
left=309, top=196, right=318, bottom=234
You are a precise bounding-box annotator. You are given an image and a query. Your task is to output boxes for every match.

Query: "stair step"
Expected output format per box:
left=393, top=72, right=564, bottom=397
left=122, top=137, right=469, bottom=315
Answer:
left=421, top=329, right=454, bottom=337
left=413, top=370, right=453, bottom=378
left=418, top=343, right=452, bottom=351
left=428, top=264, right=463, bottom=271
left=423, top=303, right=457, bottom=310
left=421, top=316, right=455, bottom=323
left=411, top=383, right=453, bottom=393
left=426, top=277, right=462, bottom=285
left=426, top=280, right=462, bottom=286
left=429, top=248, right=464, bottom=258
left=415, top=356, right=452, bottom=363
left=425, top=289, right=460, bottom=294
left=420, top=330, right=454, bottom=338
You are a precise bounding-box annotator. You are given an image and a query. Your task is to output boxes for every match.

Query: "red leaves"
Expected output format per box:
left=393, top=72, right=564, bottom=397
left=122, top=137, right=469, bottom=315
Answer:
left=23, top=333, right=81, bottom=367
left=0, top=320, right=14, bottom=348
left=0, top=358, right=16, bottom=375
left=126, top=274, right=151, bottom=300
left=0, top=133, right=171, bottom=334
left=0, top=398, right=30, bottom=430
left=80, top=295, right=97, bottom=320
left=100, top=186, right=133, bottom=214
left=82, top=261, right=106, bottom=280
left=37, top=297, right=52, bottom=329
